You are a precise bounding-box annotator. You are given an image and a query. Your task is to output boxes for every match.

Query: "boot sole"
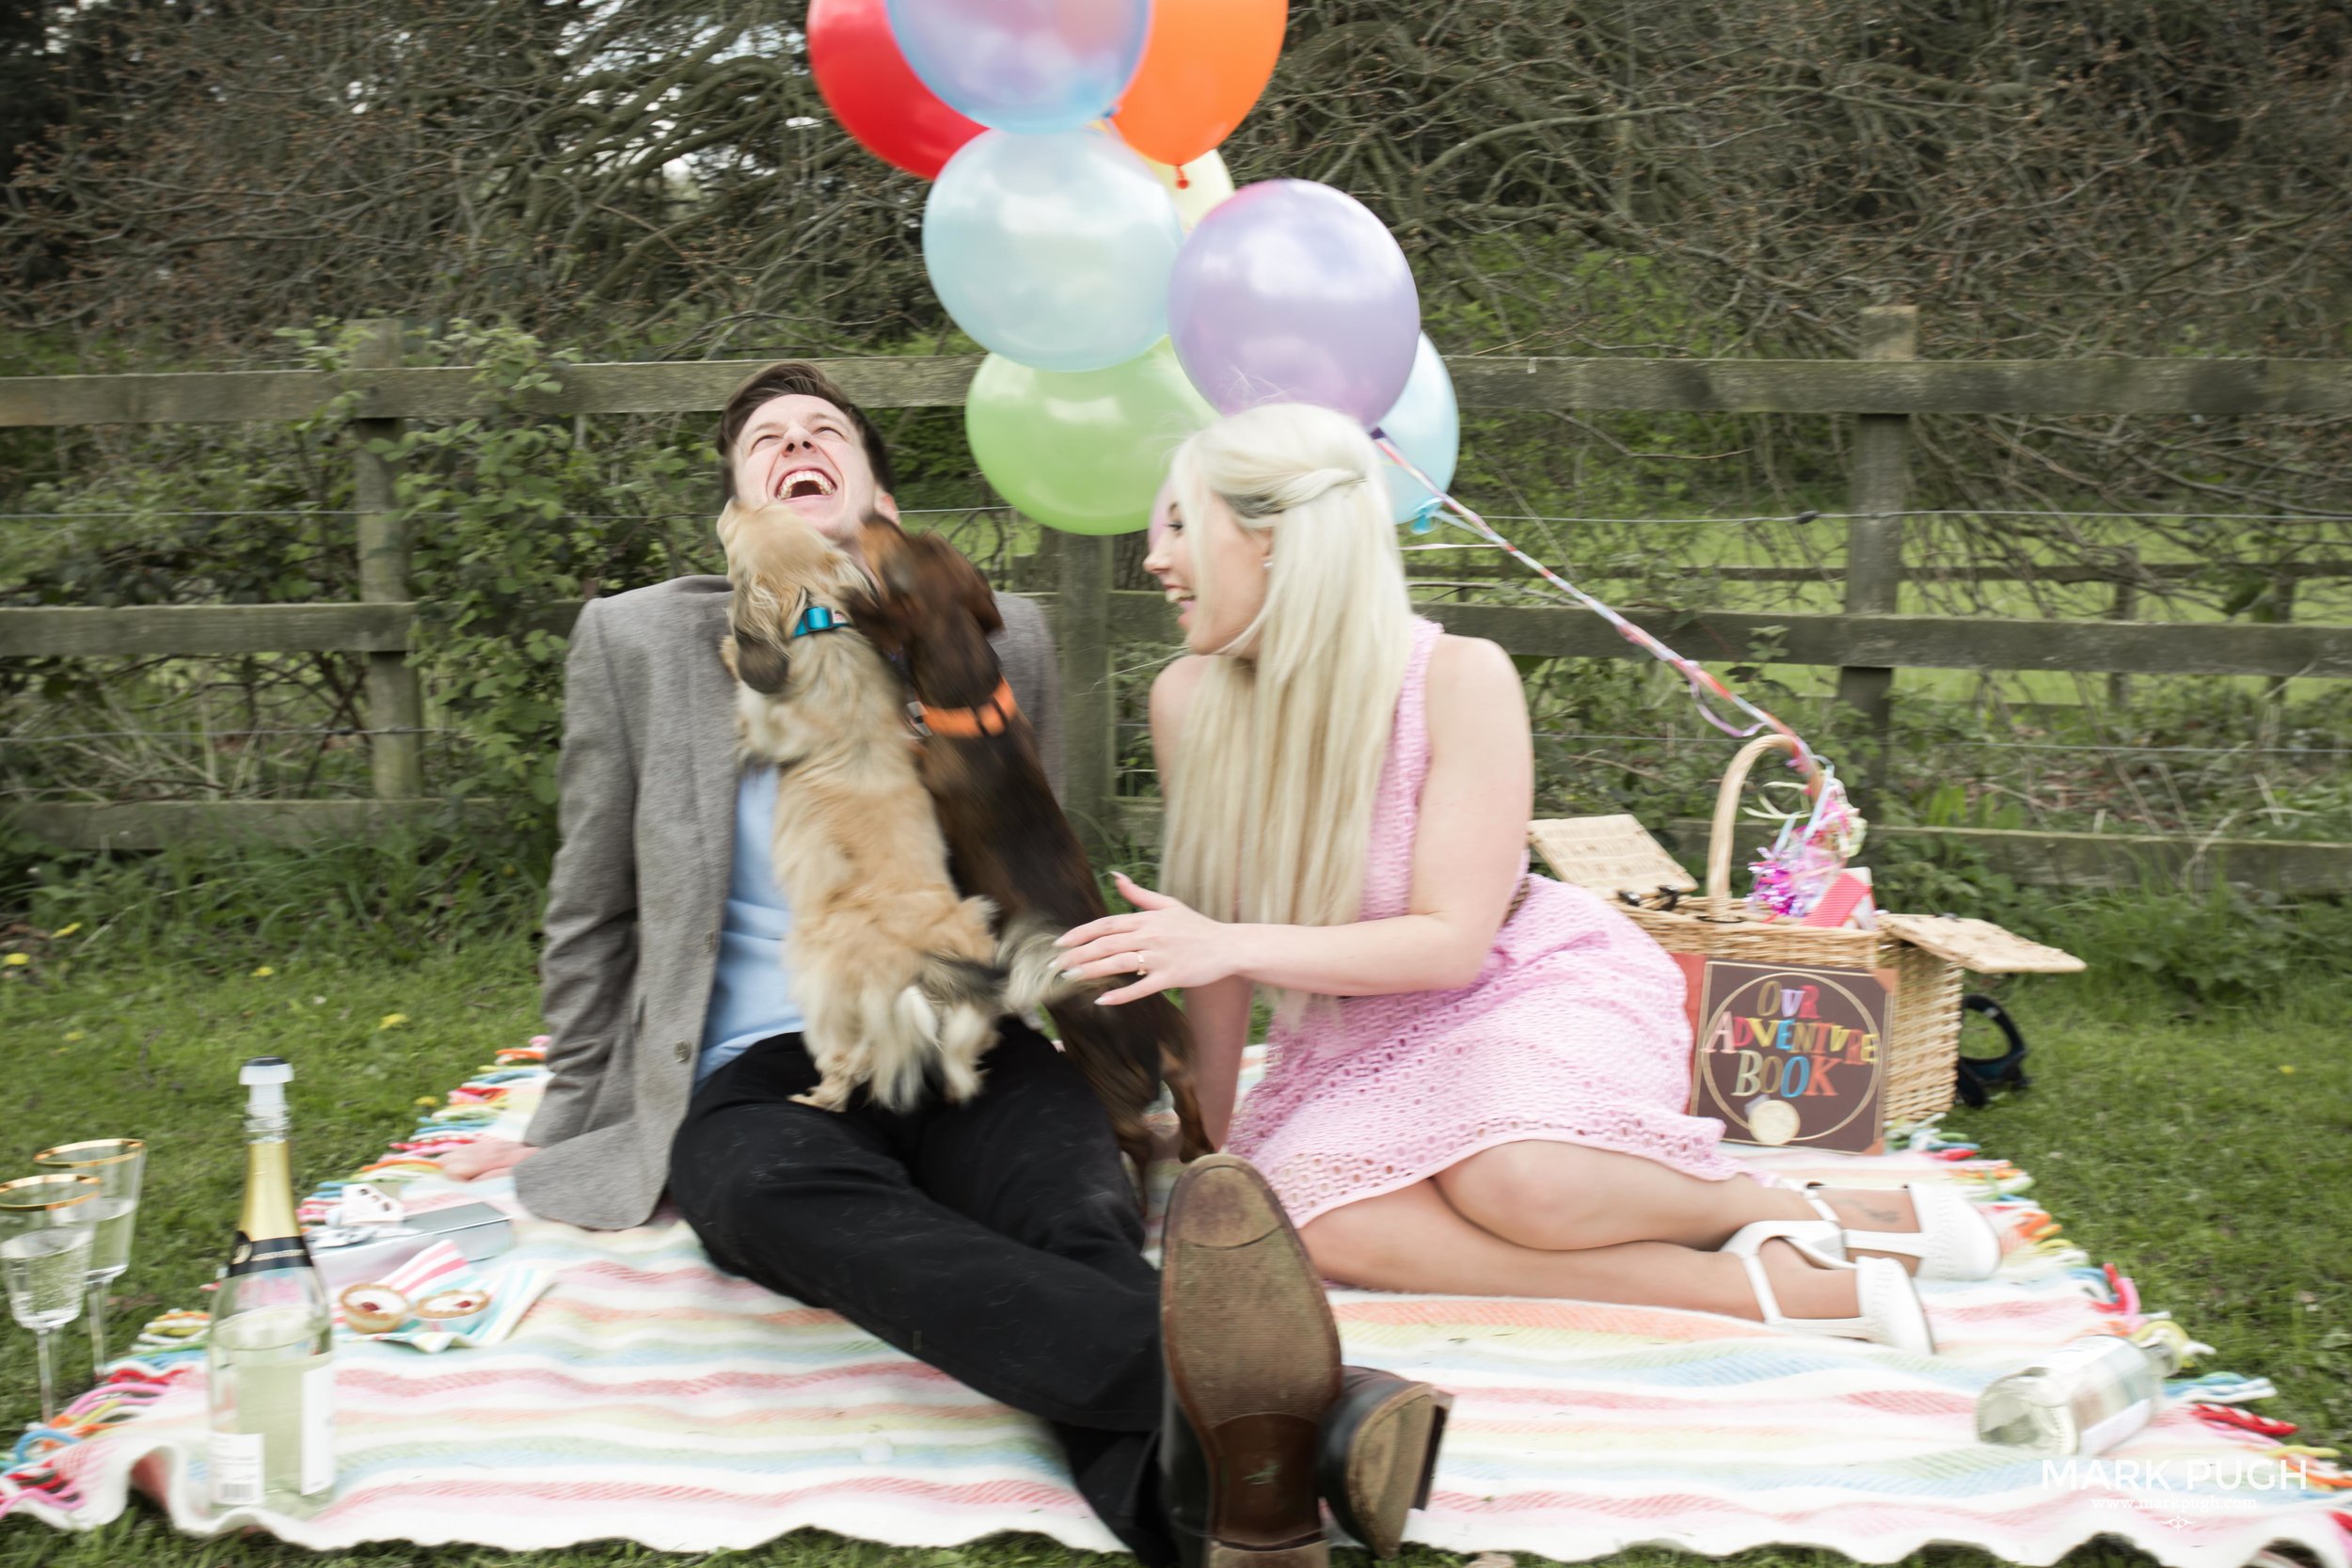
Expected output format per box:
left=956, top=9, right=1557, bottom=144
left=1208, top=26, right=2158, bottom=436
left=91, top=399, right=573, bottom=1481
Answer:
left=1162, top=1155, right=1342, bottom=1568
left=1320, top=1380, right=1452, bottom=1558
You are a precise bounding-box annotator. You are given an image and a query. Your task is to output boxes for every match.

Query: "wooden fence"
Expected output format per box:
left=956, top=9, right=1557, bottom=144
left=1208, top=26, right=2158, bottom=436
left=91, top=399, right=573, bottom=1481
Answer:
left=7, top=309, right=2352, bottom=890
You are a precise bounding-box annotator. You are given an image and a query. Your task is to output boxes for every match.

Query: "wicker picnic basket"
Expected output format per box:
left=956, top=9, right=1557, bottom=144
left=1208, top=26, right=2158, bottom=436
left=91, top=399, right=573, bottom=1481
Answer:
left=1532, top=733, right=2083, bottom=1127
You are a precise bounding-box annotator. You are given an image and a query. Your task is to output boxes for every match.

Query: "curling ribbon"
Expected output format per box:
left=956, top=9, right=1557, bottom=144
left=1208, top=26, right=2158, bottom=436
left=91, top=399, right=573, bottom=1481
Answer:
left=1372, top=431, right=1828, bottom=784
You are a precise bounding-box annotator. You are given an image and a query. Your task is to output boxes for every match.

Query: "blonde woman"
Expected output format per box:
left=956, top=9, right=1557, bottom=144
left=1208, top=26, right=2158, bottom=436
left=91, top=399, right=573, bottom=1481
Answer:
left=1056, top=403, right=2003, bottom=1350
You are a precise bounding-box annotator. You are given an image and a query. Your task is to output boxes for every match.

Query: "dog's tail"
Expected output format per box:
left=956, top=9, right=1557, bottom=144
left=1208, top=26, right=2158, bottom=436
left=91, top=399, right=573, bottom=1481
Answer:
left=997, top=914, right=1085, bottom=1016
left=906, top=950, right=1005, bottom=1106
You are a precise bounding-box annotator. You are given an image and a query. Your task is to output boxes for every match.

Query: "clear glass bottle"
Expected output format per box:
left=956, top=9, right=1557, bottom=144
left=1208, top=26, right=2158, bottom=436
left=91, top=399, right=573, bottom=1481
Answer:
left=206, top=1057, right=336, bottom=1507
left=1975, top=1327, right=2184, bottom=1455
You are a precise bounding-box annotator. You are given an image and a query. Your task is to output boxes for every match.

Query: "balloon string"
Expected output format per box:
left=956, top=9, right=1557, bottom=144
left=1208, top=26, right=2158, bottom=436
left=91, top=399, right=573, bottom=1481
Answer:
left=1371, top=430, right=1824, bottom=789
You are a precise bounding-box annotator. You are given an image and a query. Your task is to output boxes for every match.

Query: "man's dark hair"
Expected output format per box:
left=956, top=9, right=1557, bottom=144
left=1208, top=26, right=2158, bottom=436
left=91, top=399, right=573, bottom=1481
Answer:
left=716, top=361, right=897, bottom=504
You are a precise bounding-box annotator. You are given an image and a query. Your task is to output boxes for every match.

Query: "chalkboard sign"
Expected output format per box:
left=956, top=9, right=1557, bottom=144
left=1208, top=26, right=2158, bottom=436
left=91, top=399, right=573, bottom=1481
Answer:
left=1675, top=956, right=1896, bottom=1155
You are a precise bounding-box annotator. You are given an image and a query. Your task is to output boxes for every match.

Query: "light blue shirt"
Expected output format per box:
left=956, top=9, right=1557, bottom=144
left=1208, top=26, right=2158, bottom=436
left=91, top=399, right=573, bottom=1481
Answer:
left=697, top=764, right=805, bottom=1087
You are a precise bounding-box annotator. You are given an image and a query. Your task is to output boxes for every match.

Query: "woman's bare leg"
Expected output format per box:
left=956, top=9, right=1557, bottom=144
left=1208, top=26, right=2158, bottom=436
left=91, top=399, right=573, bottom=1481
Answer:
left=1301, top=1179, right=1858, bottom=1320
left=1433, top=1142, right=1815, bottom=1251
left=1806, top=1186, right=1929, bottom=1271
left=1430, top=1142, right=1937, bottom=1267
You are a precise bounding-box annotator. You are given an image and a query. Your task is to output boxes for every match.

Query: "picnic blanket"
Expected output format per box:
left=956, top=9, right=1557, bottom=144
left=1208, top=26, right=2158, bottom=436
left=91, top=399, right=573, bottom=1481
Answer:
left=4, top=1039, right=2347, bottom=1566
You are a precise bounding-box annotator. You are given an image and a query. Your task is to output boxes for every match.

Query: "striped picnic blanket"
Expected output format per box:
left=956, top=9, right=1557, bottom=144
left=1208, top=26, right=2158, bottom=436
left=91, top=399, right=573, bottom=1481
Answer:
left=7, top=1042, right=2348, bottom=1566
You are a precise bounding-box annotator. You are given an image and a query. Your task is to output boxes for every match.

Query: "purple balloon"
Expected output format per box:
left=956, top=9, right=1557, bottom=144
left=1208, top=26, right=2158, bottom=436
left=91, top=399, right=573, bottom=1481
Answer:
left=1168, top=180, right=1421, bottom=428
left=885, top=0, right=1150, bottom=135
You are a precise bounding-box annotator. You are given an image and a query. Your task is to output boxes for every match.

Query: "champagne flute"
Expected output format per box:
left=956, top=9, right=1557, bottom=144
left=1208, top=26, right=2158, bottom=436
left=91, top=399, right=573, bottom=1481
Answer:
left=0, top=1175, right=100, bottom=1423
left=32, top=1140, right=146, bottom=1374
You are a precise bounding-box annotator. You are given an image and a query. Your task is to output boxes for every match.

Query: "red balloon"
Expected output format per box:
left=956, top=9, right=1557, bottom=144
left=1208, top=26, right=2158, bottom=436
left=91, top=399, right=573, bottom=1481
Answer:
left=808, top=0, right=983, bottom=181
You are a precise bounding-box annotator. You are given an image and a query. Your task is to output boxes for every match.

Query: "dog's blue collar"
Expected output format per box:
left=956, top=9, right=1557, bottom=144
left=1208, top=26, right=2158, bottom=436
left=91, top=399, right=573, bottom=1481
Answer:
left=790, top=606, right=850, bottom=639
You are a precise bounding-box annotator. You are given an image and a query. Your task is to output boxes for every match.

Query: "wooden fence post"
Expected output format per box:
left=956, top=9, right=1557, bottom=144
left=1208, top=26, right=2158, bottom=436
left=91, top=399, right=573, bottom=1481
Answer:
left=2107, top=546, right=2140, bottom=711
left=1057, top=529, right=1115, bottom=853
left=351, top=319, right=422, bottom=800
left=2260, top=573, right=2296, bottom=750
left=1837, top=305, right=1917, bottom=799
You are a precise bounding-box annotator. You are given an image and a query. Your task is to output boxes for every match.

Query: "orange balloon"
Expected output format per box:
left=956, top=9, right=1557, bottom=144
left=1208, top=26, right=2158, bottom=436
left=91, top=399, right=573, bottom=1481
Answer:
left=1112, top=0, right=1287, bottom=167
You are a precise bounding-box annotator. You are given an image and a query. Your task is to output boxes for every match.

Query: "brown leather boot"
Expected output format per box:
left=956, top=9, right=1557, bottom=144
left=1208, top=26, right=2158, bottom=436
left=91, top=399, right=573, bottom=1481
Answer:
left=1159, top=1154, right=1340, bottom=1568
left=1317, top=1367, right=1452, bottom=1558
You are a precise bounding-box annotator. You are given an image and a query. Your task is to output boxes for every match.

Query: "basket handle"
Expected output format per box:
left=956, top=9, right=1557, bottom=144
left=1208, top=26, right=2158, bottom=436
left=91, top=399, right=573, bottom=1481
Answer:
left=1704, top=733, right=1820, bottom=919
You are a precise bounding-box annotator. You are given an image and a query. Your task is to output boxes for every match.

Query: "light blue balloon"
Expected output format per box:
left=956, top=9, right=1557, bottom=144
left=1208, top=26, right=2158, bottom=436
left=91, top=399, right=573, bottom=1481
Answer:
left=885, top=0, right=1150, bottom=135
left=1375, top=334, right=1459, bottom=525
left=924, top=129, right=1184, bottom=373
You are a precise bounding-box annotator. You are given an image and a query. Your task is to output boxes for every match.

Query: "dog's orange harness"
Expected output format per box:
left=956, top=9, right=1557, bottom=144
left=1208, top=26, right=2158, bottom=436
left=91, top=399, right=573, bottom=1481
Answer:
left=914, top=678, right=1019, bottom=738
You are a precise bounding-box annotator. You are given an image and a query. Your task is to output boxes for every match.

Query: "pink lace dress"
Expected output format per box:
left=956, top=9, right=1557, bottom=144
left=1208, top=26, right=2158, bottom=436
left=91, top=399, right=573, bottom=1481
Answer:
left=1223, top=618, right=1761, bottom=1229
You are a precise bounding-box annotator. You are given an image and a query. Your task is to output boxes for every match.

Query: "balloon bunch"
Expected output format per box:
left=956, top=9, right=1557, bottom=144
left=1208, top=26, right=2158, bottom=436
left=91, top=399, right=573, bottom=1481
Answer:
left=810, top=0, right=1851, bottom=908
left=809, top=0, right=1459, bottom=533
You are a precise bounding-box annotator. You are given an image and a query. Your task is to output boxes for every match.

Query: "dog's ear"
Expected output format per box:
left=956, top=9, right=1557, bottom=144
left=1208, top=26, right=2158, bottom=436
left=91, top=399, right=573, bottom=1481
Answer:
left=857, top=511, right=912, bottom=568
left=963, top=570, right=1003, bottom=635
left=911, top=531, right=1001, bottom=633
left=730, top=631, right=791, bottom=694
left=946, top=541, right=1003, bottom=634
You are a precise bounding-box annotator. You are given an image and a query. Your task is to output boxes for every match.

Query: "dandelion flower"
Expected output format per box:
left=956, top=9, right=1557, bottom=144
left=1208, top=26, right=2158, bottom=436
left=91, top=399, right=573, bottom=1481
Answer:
left=253, top=965, right=276, bottom=978
left=63, top=1031, right=85, bottom=1042
left=414, top=1096, right=439, bottom=1109
left=2280, top=1065, right=2296, bottom=1074
left=52, top=924, right=81, bottom=939
left=3, top=954, right=27, bottom=967
left=378, top=1012, right=409, bottom=1031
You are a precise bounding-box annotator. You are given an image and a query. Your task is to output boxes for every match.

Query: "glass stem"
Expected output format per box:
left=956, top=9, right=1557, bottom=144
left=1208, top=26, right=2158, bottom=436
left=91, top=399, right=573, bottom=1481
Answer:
left=85, top=1279, right=107, bottom=1373
left=34, top=1327, right=59, bottom=1425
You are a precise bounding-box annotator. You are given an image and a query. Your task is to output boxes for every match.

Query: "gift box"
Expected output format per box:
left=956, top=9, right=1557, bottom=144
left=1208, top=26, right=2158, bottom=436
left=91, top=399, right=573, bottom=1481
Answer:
left=308, top=1201, right=512, bottom=1292
left=403, top=1200, right=516, bottom=1263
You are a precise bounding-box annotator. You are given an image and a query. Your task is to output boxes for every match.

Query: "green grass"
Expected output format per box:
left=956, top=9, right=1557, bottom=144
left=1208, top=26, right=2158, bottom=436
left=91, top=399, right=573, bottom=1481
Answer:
left=0, top=942, right=2344, bottom=1568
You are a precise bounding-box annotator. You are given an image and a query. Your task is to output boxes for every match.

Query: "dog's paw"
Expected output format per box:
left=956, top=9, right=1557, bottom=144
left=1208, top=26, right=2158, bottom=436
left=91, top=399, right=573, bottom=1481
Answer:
left=996, top=919, right=1086, bottom=1013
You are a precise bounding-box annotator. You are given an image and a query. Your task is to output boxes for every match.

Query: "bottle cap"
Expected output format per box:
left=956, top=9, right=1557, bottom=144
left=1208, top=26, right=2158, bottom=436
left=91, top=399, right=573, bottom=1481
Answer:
left=2130, top=1320, right=2189, bottom=1375
left=240, top=1055, right=294, bottom=1117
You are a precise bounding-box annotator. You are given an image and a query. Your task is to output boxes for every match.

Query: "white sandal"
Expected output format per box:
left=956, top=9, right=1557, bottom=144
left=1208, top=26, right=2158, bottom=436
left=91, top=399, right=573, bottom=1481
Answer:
left=1718, top=1193, right=1849, bottom=1261
left=1719, top=1220, right=1937, bottom=1355
left=1805, top=1180, right=2004, bottom=1281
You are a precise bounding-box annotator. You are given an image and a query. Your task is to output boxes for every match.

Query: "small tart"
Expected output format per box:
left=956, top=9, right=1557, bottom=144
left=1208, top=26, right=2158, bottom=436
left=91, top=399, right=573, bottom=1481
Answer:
left=413, top=1285, right=493, bottom=1321
left=340, top=1284, right=409, bottom=1333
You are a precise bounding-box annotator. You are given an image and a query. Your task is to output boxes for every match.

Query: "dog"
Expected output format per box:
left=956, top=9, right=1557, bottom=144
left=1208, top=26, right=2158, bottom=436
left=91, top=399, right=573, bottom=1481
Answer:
left=845, top=514, right=1215, bottom=1182
left=715, top=500, right=1005, bottom=1113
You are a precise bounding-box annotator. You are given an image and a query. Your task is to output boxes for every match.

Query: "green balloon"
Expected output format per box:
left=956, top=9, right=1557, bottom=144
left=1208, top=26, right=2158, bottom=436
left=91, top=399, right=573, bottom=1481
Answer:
left=966, top=340, right=1215, bottom=536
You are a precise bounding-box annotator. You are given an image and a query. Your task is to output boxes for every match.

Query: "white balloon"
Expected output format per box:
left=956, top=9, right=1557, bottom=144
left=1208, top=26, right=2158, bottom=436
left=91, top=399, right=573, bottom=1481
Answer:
left=923, top=128, right=1184, bottom=373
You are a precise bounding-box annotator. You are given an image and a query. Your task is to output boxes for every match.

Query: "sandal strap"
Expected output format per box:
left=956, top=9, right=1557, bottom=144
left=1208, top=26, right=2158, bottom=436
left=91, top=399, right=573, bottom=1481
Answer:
left=1735, top=1244, right=1872, bottom=1337
left=1804, top=1180, right=1934, bottom=1259
left=1721, top=1217, right=1845, bottom=1264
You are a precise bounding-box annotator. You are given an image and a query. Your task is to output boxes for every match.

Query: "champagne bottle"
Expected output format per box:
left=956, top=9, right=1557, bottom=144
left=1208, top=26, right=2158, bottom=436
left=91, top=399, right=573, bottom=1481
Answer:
left=1975, top=1326, right=2185, bottom=1455
left=206, top=1057, right=335, bottom=1507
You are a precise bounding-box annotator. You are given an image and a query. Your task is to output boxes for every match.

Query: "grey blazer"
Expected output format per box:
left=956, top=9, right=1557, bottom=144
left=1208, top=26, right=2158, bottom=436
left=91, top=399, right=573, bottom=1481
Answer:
left=515, top=573, right=1064, bottom=1230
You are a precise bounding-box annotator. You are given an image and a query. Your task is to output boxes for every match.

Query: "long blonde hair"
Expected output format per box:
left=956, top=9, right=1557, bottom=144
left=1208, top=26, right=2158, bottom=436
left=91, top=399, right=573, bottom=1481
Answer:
left=1160, top=404, right=1416, bottom=1012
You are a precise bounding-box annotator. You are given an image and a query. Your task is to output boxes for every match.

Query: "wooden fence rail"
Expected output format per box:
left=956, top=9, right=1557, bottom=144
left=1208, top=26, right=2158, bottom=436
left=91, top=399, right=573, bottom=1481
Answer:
left=7, top=319, right=2351, bottom=890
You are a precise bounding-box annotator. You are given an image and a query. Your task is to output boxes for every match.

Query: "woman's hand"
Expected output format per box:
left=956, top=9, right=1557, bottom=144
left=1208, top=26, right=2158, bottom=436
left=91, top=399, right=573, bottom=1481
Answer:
left=1056, top=872, right=1244, bottom=1006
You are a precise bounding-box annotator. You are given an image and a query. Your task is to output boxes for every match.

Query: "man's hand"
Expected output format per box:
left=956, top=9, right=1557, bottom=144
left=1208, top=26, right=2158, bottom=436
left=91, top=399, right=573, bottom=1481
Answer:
left=435, top=1138, right=540, bottom=1182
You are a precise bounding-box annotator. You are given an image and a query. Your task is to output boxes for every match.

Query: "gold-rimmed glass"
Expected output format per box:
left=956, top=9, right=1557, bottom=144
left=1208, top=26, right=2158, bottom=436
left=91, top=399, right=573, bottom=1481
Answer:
left=0, top=1175, right=100, bottom=1423
left=32, top=1140, right=146, bottom=1374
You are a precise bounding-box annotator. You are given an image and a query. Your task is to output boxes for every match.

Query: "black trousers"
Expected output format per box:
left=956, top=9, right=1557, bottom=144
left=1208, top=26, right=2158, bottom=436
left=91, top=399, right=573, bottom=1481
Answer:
left=669, top=1022, right=1173, bottom=1564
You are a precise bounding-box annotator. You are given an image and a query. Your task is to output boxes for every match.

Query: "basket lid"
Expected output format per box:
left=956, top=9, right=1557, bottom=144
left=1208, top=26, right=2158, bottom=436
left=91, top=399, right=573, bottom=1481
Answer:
left=1875, top=912, right=2085, bottom=974
left=1530, top=816, right=1698, bottom=899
